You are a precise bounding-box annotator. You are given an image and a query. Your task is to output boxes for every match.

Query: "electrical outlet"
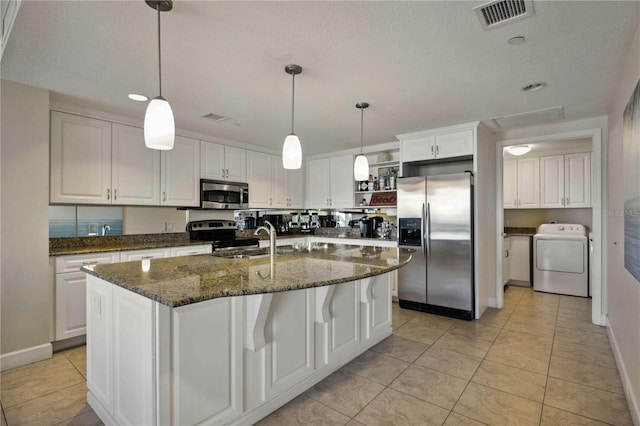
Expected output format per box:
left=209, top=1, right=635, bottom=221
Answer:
left=165, top=221, right=173, bottom=232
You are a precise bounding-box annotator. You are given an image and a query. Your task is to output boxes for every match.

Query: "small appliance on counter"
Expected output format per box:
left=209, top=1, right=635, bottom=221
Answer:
left=187, top=220, right=259, bottom=250
left=359, top=216, right=384, bottom=238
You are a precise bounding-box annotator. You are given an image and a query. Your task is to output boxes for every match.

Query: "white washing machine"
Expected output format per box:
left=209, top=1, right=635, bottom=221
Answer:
left=533, top=224, right=589, bottom=297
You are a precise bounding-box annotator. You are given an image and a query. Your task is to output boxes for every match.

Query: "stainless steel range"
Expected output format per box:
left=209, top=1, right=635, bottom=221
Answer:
left=187, top=220, right=259, bottom=250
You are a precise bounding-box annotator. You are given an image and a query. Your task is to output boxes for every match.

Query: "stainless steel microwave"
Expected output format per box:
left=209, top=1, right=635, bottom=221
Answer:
left=200, top=179, right=248, bottom=210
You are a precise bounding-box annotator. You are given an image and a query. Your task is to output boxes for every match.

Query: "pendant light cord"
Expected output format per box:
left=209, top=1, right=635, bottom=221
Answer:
left=360, top=106, right=364, bottom=155
left=291, top=73, right=296, bottom=134
left=157, top=3, right=162, bottom=97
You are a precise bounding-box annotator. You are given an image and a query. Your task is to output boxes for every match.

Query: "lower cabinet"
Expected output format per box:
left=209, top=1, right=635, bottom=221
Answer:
left=507, top=236, right=531, bottom=286
left=86, top=273, right=393, bottom=425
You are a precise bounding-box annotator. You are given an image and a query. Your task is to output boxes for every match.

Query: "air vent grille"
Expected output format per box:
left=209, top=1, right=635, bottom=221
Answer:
left=202, top=113, right=229, bottom=122
left=493, top=106, right=564, bottom=129
left=474, top=0, right=534, bottom=30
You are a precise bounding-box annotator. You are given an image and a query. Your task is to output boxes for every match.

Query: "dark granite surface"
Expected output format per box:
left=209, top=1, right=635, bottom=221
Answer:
left=504, top=227, right=536, bottom=237
left=50, top=233, right=210, bottom=256
left=83, top=244, right=412, bottom=308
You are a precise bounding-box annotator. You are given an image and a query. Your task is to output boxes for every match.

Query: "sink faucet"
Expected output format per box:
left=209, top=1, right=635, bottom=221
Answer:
left=102, top=224, right=112, bottom=236
left=254, top=220, right=276, bottom=257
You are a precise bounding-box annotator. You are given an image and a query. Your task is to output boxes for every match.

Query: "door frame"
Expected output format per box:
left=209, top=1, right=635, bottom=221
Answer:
left=495, top=128, right=604, bottom=325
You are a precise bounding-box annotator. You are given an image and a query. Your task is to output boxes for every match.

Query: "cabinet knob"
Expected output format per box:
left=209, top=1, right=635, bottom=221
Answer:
left=107, top=189, right=110, bottom=200
left=163, top=192, right=166, bottom=202
left=114, top=189, right=117, bottom=200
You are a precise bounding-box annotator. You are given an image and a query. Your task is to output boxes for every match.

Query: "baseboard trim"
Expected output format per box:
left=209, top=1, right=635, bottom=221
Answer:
left=606, top=316, right=640, bottom=426
left=0, top=343, right=52, bottom=371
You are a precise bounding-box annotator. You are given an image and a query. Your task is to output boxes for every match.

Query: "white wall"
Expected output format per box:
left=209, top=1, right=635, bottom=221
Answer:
left=1, top=80, right=50, bottom=355
left=606, top=22, right=640, bottom=425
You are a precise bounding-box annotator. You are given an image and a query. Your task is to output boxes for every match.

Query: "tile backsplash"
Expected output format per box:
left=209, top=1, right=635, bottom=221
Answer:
left=49, top=205, right=123, bottom=237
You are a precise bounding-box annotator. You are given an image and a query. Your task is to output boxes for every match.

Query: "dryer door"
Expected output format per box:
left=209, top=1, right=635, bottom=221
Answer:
left=535, top=237, right=586, bottom=273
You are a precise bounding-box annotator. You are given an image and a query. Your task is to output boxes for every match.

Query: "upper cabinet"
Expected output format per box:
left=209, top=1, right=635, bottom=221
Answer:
left=306, top=155, right=353, bottom=209
left=200, top=142, right=246, bottom=182
left=246, top=152, right=304, bottom=209
left=246, top=150, right=272, bottom=208
left=399, top=129, right=474, bottom=163
left=540, top=152, right=591, bottom=208
left=503, top=157, right=539, bottom=209
left=51, top=111, right=199, bottom=207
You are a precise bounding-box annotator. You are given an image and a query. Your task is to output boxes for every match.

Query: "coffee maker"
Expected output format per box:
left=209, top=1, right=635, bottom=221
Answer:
left=359, top=216, right=384, bottom=238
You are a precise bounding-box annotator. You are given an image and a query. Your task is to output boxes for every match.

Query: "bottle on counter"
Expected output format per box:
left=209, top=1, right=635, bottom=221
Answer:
left=379, top=175, right=386, bottom=191
left=367, top=175, right=374, bottom=191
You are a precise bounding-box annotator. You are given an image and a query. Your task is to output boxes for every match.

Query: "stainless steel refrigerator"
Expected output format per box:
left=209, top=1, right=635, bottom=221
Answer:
left=397, top=173, right=474, bottom=320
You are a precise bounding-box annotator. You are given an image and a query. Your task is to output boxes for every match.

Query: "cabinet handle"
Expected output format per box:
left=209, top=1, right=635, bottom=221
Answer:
left=107, top=189, right=110, bottom=200
left=566, top=197, right=569, bottom=205
left=114, top=189, right=117, bottom=200
left=222, top=168, right=225, bottom=177
left=505, top=250, right=509, bottom=258
left=436, top=145, right=439, bottom=155
left=561, top=197, right=564, bottom=206
left=518, top=199, right=521, bottom=206
left=330, top=198, right=333, bottom=206
left=269, top=198, right=272, bottom=206
left=226, top=169, right=229, bottom=178
left=430, top=145, right=434, bottom=154
left=327, top=198, right=330, bottom=206
left=141, top=255, right=154, bottom=259
left=162, top=192, right=166, bottom=202
left=82, top=261, right=98, bottom=265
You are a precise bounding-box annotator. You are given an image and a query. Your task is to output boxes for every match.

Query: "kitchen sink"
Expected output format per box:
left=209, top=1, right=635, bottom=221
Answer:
left=215, top=245, right=303, bottom=259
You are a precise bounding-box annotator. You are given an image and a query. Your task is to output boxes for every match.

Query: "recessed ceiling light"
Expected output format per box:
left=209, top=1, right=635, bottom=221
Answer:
left=128, top=93, right=148, bottom=102
left=522, top=82, right=547, bottom=92
left=508, top=36, right=525, bottom=45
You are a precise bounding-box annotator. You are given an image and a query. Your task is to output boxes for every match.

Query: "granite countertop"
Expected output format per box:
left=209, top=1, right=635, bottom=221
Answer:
left=49, top=233, right=210, bottom=256
left=503, top=227, right=536, bottom=237
left=83, top=244, right=412, bottom=308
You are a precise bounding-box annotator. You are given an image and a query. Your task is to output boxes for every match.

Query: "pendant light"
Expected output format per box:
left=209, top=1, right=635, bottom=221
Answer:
left=353, top=102, right=370, bottom=181
left=282, top=64, right=303, bottom=169
left=144, top=0, right=175, bottom=150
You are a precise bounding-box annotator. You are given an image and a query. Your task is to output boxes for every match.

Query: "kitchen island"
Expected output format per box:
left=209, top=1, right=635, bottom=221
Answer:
left=83, top=244, right=412, bottom=425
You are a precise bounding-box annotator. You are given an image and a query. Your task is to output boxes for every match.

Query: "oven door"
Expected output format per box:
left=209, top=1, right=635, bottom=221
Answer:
left=200, top=180, right=248, bottom=209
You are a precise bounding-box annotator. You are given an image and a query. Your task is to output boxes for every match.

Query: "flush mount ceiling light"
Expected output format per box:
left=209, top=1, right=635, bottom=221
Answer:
left=144, top=0, right=175, bottom=151
left=128, top=93, right=148, bottom=102
left=522, top=82, right=547, bottom=92
left=506, top=145, right=532, bottom=156
left=507, top=35, right=525, bottom=45
left=282, top=64, right=303, bottom=169
left=354, top=102, right=370, bottom=181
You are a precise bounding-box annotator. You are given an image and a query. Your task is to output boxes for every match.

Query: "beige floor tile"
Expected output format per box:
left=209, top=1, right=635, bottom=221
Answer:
left=344, top=350, right=410, bottom=386
left=555, top=317, right=607, bottom=335
left=53, top=406, right=103, bottom=426
left=407, top=313, right=457, bottom=330
left=513, top=304, right=559, bottom=318
left=495, top=329, right=553, bottom=354
left=471, top=359, right=547, bottom=402
left=557, top=308, right=592, bottom=323
left=503, top=316, right=556, bottom=338
left=1, top=405, right=7, bottom=426
left=346, top=420, right=366, bottom=426
left=453, top=382, right=542, bottom=426
left=447, top=322, right=501, bottom=342
left=393, top=321, right=447, bottom=345
left=256, top=394, right=350, bottom=426
left=369, top=334, right=429, bottom=363
left=354, top=388, right=449, bottom=426
left=1, top=358, right=85, bottom=408
left=306, top=371, right=384, bottom=417
left=431, top=332, right=493, bottom=358
left=476, top=309, right=510, bottom=327
left=552, top=340, right=617, bottom=370
left=553, top=327, right=613, bottom=355
left=392, top=304, right=418, bottom=329
left=389, top=364, right=467, bottom=410
left=414, top=347, right=482, bottom=380
left=485, top=342, right=551, bottom=375
left=443, top=412, right=487, bottom=425
left=548, top=356, right=624, bottom=394
left=4, top=383, right=89, bottom=426
left=540, top=405, right=610, bottom=426
left=544, top=377, right=633, bottom=425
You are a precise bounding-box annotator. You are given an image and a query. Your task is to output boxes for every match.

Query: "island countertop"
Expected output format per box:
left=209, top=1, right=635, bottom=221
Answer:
left=83, top=244, right=412, bottom=307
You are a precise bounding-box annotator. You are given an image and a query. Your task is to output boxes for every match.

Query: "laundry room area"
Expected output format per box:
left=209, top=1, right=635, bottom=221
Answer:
left=502, top=137, right=593, bottom=299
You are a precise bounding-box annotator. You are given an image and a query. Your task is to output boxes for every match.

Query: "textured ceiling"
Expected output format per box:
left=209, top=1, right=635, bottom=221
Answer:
left=2, top=1, right=638, bottom=155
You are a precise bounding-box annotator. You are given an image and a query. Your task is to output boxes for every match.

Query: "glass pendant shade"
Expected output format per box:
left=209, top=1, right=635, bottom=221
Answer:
left=144, top=96, right=175, bottom=150
left=354, top=154, right=369, bottom=180
left=282, top=133, right=302, bottom=169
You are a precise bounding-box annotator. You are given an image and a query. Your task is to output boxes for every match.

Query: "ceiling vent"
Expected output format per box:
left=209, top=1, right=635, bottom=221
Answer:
left=202, top=113, right=229, bottom=122
left=492, top=106, right=564, bottom=129
left=474, top=0, right=534, bottom=30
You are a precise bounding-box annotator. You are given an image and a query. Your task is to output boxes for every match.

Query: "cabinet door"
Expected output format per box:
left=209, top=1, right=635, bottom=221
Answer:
left=435, top=130, right=473, bottom=158
left=225, top=146, right=247, bottom=182
left=56, top=271, right=88, bottom=340
left=271, top=155, right=287, bottom=208
left=161, top=136, right=200, bottom=207
left=517, top=158, right=539, bottom=208
left=502, top=237, right=511, bottom=285
left=401, top=136, right=435, bottom=163
left=564, top=152, right=591, bottom=208
left=329, top=155, right=354, bottom=209
left=50, top=111, right=112, bottom=204
left=503, top=160, right=518, bottom=209
left=306, top=158, right=330, bottom=209
left=169, top=245, right=212, bottom=257
left=287, top=168, right=304, bottom=208
left=120, top=248, right=169, bottom=262
left=200, top=141, right=225, bottom=180
left=539, top=155, right=564, bottom=208
left=112, top=124, right=161, bottom=205
left=246, top=151, right=272, bottom=208
left=509, top=236, right=530, bottom=283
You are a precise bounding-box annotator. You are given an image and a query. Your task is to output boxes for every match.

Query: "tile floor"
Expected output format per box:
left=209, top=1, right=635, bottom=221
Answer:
left=0, top=286, right=633, bottom=425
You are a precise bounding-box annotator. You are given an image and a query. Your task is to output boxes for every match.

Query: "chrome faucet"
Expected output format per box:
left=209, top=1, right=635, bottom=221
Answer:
left=254, top=220, right=276, bottom=257
left=102, top=224, right=112, bottom=236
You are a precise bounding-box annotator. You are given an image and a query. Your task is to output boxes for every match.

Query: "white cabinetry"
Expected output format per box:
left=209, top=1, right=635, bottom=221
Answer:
left=502, top=237, right=511, bottom=285
left=55, top=251, right=119, bottom=341
left=399, top=129, right=473, bottom=163
left=246, top=151, right=273, bottom=208
left=120, top=248, right=170, bottom=262
left=540, top=152, right=591, bottom=208
left=161, top=136, right=200, bottom=207
left=504, top=158, right=539, bottom=208
left=306, top=155, right=353, bottom=209
left=200, top=142, right=246, bottom=182
left=508, top=236, right=530, bottom=285
left=50, top=112, right=112, bottom=204
left=169, top=245, right=212, bottom=257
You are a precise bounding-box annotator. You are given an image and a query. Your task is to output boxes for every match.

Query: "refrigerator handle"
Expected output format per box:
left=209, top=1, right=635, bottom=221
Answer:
left=426, top=202, right=432, bottom=258
left=421, top=202, right=426, bottom=257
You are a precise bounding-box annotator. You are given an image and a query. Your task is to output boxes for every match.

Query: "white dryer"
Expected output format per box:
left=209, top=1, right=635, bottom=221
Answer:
left=533, top=224, right=589, bottom=297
